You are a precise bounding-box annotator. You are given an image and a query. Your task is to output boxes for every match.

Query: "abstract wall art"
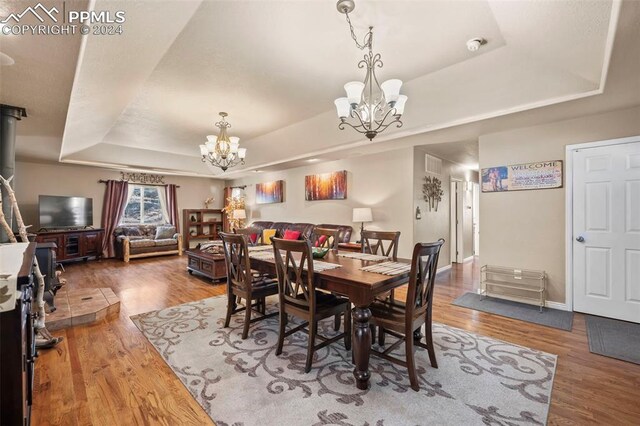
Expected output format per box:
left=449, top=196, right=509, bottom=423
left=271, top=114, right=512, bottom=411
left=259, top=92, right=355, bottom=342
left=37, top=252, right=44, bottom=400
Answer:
left=255, top=180, right=284, bottom=204
left=304, top=170, right=347, bottom=201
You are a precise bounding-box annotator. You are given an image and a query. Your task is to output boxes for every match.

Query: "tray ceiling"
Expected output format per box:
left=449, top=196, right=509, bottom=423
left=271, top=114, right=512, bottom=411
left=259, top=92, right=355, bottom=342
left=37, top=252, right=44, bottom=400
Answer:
left=1, top=0, right=635, bottom=178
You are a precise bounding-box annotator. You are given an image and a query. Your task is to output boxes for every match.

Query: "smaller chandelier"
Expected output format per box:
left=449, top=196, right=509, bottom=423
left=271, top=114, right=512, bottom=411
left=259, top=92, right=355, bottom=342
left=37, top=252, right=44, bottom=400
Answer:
left=334, top=0, right=407, bottom=141
left=199, top=112, right=247, bottom=172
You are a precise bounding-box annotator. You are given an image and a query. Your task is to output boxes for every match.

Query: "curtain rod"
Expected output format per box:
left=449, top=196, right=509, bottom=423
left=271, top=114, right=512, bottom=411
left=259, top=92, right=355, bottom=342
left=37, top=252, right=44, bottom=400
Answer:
left=98, top=179, right=180, bottom=188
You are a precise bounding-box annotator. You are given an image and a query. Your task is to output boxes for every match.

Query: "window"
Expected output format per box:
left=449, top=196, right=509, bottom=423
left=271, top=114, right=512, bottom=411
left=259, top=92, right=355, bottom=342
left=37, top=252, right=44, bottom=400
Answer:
left=120, top=185, right=169, bottom=225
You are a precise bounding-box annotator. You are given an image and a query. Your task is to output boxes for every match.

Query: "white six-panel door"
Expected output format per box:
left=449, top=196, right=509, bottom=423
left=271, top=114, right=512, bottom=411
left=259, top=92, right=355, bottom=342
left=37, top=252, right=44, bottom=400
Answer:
left=573, top=141, right=640, bottom=323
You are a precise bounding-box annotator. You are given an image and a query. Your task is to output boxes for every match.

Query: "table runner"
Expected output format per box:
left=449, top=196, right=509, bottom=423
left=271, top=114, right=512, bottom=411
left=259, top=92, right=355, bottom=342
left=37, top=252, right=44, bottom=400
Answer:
left=360, top=261, right=411, bottom=276
left=249, top=251, right=275, bottom=260
left=311, top=261, right=342, bottom=272
left=249, top=252, right=342, bottom=272
left=337, top=252, right=389, bottom=262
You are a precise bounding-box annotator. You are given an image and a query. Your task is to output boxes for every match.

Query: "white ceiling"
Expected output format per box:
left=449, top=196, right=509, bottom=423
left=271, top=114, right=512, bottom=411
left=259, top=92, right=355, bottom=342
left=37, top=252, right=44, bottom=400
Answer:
left=2, top=0, right=637, bottom=179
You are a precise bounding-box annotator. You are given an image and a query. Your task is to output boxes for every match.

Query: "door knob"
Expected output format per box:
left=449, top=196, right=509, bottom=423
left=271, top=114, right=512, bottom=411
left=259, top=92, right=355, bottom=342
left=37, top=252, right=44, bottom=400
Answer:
left=576, top=236, right=585, bottom=243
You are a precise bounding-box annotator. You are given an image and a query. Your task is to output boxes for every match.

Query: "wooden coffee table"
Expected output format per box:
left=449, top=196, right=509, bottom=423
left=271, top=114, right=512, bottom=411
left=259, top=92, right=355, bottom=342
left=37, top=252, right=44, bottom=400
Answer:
left=186, top=248, right=226, bottom=282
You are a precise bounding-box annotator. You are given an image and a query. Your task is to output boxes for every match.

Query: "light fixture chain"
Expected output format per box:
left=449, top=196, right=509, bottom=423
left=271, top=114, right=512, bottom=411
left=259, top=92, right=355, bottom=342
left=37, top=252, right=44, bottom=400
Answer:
left=344, top=10, right=371, bottom=51
left=335, top=0, right=406, bottom=141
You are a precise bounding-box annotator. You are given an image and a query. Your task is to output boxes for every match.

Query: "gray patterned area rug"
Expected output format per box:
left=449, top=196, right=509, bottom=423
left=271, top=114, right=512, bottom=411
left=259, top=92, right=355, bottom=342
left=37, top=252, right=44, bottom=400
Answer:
left=131, top=296, right=557, bottom=426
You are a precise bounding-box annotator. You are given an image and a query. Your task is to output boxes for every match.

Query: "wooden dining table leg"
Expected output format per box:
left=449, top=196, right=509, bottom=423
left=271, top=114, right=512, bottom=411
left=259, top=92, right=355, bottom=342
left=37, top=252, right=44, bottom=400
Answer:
left=352, top=305, right=372, bottom=390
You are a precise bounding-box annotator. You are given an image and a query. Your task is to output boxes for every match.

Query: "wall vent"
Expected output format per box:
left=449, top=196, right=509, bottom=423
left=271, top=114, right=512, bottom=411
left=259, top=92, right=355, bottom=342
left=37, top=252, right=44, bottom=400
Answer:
left=425, top=154, right=442, bottom=175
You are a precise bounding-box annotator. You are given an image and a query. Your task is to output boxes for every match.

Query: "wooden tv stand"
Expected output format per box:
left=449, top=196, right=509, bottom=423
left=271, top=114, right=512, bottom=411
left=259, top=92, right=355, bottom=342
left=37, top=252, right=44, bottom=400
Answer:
left=35, top=228, right=104, bottom=263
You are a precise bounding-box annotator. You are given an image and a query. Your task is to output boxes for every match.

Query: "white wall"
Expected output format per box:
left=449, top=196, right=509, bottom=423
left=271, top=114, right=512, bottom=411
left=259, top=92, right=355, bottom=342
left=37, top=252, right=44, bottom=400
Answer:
left=14, top=161, right=225, bottom=230
left=462, top=185, right=474, bottom=259
left=412, top=147, right=479, bottom=269
left=229, top=148, right=415, bottom=258
left=479, top=105, right=640, bottom=303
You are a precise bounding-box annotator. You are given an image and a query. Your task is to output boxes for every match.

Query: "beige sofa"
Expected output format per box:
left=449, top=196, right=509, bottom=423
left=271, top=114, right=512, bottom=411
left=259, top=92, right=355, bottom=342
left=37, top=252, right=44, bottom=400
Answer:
left=114, top=225, right=183, bottom=262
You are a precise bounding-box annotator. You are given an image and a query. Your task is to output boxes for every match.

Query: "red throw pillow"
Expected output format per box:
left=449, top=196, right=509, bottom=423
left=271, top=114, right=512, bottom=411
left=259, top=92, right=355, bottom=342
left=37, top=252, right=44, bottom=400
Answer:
left=250, top=234, right=258, bottom=244
left=283, top=230, right=301, bottom=240
left=314, top=235, right=327, bottom=247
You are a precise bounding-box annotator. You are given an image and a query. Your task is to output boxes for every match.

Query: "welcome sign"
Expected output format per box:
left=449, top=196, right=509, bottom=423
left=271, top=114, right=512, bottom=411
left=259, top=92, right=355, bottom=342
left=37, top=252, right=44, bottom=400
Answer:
left=481, top=160, right=563, bottom=192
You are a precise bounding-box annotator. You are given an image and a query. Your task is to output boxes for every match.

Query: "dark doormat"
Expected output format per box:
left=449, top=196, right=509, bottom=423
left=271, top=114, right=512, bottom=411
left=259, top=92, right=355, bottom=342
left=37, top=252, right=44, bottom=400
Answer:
left=452, top=292, right=573, bottom=331
left=585, top=315, right=640, bottom=365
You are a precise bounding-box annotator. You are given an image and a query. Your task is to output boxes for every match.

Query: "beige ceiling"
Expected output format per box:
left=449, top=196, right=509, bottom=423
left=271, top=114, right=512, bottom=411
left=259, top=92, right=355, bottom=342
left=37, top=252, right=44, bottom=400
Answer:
left=2, top=0, right=637, bottom=179
left=417, top=140, right=479, bottom=170
left=0, top=0, right=88, bottom=161
left=98, top=0, right=505, bottom=155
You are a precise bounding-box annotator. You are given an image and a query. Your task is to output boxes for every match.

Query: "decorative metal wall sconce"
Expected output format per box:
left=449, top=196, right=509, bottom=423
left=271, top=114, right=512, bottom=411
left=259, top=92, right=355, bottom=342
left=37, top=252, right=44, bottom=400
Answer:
left=422, top=175, right=444, bottom=211
left=415, top=206, right=422, bottom=220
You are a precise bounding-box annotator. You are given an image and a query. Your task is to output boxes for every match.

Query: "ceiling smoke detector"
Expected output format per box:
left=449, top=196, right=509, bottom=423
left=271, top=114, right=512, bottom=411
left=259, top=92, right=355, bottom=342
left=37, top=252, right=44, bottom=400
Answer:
left=466, top=38, right=485, bottom=52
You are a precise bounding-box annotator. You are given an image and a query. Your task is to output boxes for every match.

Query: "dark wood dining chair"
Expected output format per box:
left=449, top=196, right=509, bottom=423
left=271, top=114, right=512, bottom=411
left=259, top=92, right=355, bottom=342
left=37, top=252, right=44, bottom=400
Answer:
left=362, top=230, right=402, bottom=341
left=310, top=227, right=339, bottom=250
left=361, top=230, right=401, bottom=260
left=233, top=226, right=263, bottom=246
left=220, top=232, right=278, bottom=339
left=310, top=227, right=342, bottom=330
left=272, top=237, right=351, bottom=373
left=369, top=239, right=444, bottom=391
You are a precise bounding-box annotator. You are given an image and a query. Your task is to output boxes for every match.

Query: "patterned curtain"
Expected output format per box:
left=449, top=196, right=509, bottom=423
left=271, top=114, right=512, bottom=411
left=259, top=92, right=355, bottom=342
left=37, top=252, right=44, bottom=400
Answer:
left=223, top=186, right=233, bottom=232
left=166, top=184, right=179, bottom=232
left=101, top=180, right=129, bottom=258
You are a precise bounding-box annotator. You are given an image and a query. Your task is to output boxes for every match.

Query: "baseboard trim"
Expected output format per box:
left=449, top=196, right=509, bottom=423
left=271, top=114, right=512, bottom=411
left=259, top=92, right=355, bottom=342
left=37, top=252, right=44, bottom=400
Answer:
left=545, top=301, right=570, bottom=311
left=474, top=289, right=571, bottom=311
left=436, top=264, right=452, bottom=274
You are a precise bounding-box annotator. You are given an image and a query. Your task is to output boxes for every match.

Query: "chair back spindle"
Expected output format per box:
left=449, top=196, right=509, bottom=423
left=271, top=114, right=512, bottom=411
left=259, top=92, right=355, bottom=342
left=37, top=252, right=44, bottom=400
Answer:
left=220, top=232, right=252, bottom=291
left=310, top=227, right=339, bottom=250
left=234, top=226, right=263, bottom=246
left=362, top=230, right=401, bottom=260
left=405, top=239, right=444, bottom=324
left=272, top=238, right=317, bottom=311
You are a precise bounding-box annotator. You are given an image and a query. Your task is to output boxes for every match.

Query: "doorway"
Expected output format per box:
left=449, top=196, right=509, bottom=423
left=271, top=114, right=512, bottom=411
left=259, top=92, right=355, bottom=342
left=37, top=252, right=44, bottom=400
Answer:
left=568, top=136, right=640, bottom=323
left=450, top=179, right=465, bottom=263
left=473, top=182, right=480, bottom=256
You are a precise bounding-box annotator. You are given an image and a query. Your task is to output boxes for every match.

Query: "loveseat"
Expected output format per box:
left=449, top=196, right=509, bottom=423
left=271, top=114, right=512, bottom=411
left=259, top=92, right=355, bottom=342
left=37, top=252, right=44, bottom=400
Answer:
left=114, top=225, right=183, bottom=262
left=249, top=221, right=353, bottom=243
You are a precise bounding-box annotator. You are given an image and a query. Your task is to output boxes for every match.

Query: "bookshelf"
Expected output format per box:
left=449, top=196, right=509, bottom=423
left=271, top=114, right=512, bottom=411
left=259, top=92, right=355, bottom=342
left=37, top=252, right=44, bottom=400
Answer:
left=183, top=209, right=225, bottom=249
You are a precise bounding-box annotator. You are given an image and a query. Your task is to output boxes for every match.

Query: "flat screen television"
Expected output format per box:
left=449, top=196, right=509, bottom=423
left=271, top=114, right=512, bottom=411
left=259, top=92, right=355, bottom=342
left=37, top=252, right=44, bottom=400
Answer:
left=39, top=195, right=93, bottom=229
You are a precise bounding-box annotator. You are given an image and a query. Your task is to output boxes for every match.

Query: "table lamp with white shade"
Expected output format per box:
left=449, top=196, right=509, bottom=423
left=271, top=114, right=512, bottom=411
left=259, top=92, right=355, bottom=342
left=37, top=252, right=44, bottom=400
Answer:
left=352, top=207, right=373, bottom=242
left=232, top=209, right=247, bottom=229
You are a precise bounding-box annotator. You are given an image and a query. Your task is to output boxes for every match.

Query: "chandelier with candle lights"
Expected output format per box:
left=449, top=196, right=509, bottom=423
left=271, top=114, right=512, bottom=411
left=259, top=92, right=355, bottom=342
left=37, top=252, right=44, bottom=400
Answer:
left=199, top=112, right=246, bottom=172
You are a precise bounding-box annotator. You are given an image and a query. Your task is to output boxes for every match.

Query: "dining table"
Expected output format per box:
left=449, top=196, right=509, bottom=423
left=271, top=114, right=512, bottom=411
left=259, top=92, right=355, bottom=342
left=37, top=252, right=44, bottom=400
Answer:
left=249, top=249, right=411, bottom=390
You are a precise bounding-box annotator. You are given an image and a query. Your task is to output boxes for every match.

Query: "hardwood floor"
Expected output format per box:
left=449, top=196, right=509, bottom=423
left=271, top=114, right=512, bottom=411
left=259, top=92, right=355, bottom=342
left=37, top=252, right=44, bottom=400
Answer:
left=33, top=256, right=640, bottom=425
